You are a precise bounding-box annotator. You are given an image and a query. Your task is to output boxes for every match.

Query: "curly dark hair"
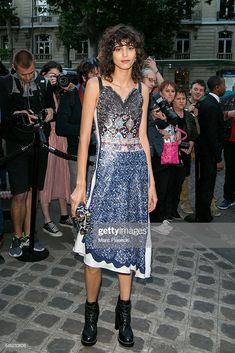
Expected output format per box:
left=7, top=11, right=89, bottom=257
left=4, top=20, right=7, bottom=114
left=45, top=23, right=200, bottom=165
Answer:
left=98, top=24, right=145, bottom=83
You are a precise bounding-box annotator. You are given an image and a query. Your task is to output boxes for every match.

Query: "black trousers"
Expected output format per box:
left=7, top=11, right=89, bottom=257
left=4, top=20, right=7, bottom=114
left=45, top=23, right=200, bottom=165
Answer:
left=150, top=156, right=176, bottom=222
left=223, top=141, right=235, bottom=203
left=196, top=153, right=217, bottom=222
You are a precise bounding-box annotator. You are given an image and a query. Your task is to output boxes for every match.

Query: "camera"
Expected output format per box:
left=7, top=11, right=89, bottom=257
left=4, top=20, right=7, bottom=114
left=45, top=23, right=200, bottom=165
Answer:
left=12, top=109, right=47, bottom=126
left=35, top=109, right=47, bottom=123
left=179, top=141, right=190, bottom=149
left=56, top=74, right=71, bottom=88
left=151, top=92, right=177, bottom=124
left=13, top=112, right=30, bottom=126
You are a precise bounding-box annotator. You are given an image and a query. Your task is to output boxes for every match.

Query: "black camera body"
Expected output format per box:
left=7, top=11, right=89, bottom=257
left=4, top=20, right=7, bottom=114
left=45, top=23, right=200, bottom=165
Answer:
left=179, top=141, right=190, bottom=149
left=13, top=112, right=30, bottom=126
left=12, top=109, right=47, bottom=126
left=35, top=109, right=47, bottom=123
left=151, top=92, right=177, bottom=124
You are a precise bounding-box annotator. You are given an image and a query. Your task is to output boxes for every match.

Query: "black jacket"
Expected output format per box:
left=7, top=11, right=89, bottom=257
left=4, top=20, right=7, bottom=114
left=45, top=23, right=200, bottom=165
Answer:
left=147, top=95, right=164, bottom=157
left=56, top=87, right=82, bottom=155
left=0, top=72, right=54, bottom=143
left=197, top=94, right=224, bottom=163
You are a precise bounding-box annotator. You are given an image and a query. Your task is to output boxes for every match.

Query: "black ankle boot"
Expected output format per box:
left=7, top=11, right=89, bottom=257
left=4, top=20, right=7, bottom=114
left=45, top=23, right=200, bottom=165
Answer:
left=115, top=296, right=134, bottom=347
left=81, top=301, right=99, bottom=346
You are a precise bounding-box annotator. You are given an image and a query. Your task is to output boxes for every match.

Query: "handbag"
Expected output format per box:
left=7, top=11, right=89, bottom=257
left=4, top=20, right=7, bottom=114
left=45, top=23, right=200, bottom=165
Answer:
left=72, top=202, right=91, bottom=237
left=160, top=127, right=187, bottom=165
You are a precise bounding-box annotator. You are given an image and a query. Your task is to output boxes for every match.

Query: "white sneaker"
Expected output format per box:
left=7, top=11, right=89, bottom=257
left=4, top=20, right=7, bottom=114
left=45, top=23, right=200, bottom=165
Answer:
left=162, top=220, right=173, bottom=231
left=153, top=220, right=173, bottom=235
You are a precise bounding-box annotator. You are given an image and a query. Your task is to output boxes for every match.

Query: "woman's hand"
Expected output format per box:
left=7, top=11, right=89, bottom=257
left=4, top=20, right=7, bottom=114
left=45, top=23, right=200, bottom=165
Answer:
left=181, top=141, right=194, bottom=155
left=159, top=129, right=170, bottom=140
left=152, top=110, right=166, bottom=121
left=148, top=183, right=157, bottom=213
left=175, top=131, right=181, bottom=142
left=145, top=56, right=158, bottom=72
left=188, top=103, right=198, bottom=117
left=70, top=185, right=87, bottom=217
left=13, top=110, right=36, bottom=125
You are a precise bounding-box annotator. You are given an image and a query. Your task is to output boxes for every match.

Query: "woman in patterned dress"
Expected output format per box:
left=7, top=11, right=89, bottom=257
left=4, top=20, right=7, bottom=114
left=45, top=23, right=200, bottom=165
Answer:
left=71, top=24, right=157, bottom=347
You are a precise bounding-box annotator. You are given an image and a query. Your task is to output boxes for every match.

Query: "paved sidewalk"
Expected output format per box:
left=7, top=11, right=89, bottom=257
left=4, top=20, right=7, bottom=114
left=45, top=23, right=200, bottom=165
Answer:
left=0, top=166, right=235, bottom=353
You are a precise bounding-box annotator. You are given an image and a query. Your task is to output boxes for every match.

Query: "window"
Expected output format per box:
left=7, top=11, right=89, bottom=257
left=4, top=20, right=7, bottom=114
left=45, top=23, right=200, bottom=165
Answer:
left=217, top=31, right=232, bottom=59
left=218, top=0, right=235, bottom=20
left=34, top=34, right=52, bottom=60
left=0, top=35, right=9, bottom=60
left=175, top=32, right=190, bottom=59
left=33, top=0, right=50, bottom=17
left=1, top=35, right=8, bottom=50
left=75, top=36, right=88, bottom=60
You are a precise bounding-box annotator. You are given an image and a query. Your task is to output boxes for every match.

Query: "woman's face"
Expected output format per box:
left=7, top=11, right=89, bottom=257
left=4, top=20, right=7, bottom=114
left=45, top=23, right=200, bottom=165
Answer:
left=44, top=68, right=61, bottom=86
left=173, top=92, right=187, bottom=111
left=112, top=41, right=136, bottom=71
left=161, top=84, right=176, bottom=103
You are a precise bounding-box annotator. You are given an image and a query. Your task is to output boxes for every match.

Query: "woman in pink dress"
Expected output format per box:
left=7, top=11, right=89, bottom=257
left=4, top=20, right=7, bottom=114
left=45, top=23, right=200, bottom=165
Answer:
left=39, top=61, right=72, bottom=237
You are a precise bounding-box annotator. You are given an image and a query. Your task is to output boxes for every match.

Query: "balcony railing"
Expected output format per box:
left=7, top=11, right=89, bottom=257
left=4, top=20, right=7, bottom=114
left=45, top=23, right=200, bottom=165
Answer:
left=175, top=53, right=190, bottom=59
left=32, top=16, right=52, bottom=23
left=34, top=54, right=52, bottom=60
left=217, top=53, right=232, bottom=60
left=20, top=15, right=59, bottom=27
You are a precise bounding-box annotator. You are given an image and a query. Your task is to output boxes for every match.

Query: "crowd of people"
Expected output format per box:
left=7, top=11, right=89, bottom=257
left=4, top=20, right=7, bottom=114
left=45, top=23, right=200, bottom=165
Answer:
left=0, top=23, right=235, bottom=346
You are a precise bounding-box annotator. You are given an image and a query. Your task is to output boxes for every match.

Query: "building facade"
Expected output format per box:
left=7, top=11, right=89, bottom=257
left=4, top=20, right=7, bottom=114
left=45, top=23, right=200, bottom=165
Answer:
left=0, top=0, right=235, bottom=87
left=159, top=0, right=235, bottom=87
left=0, top=0, right=89, bottom=69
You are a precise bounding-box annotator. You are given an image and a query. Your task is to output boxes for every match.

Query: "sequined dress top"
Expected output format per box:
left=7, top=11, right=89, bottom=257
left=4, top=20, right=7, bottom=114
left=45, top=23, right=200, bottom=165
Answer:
left=73, top=77, right=151, bottom=278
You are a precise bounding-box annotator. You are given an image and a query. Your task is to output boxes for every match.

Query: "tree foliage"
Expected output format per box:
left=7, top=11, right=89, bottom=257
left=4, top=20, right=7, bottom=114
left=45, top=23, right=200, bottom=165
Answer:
left=0, top=0, right=17, bottom=25
left=0, top=0, right=18, bottom=62
left=47, top=0, right=212, bottom=57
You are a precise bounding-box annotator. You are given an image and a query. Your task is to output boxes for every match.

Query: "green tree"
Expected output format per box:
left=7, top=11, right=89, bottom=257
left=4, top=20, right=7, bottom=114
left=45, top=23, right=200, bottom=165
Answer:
left=0, top=0, right=18, bottom=63
left=47, top=0, right=212, bottom=61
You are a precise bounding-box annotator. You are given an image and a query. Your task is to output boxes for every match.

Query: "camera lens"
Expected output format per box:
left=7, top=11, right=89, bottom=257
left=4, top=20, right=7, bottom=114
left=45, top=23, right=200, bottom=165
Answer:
left=57, top=74, right=70, bottom=88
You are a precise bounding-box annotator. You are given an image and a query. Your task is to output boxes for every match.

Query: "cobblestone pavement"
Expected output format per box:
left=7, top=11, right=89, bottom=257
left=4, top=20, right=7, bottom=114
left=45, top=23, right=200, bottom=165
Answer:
left=0, top=165, right=234, bottom=353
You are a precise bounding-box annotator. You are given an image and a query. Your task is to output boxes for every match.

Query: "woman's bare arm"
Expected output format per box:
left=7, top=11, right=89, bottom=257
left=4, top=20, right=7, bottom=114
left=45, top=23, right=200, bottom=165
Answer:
left=70, top=77, right=99, bottom=215
left=139, top=83, right=157, bottom=212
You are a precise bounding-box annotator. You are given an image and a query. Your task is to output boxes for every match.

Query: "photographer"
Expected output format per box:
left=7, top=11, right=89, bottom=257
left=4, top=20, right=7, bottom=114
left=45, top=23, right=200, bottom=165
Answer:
left=0, top=50, right=54, bottom=257
left=149, top=81, right=179, bottom=233
left=39, top=61, right=72, bottom=238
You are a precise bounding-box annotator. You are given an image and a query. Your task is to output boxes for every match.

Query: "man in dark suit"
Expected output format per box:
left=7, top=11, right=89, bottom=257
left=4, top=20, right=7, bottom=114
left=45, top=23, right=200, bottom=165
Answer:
left=196, top=76, right=225, bottom=222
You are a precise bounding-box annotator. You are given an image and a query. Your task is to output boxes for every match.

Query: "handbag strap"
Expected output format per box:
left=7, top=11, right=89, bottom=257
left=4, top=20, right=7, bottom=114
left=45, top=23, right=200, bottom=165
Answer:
left=175, top=126, right=187, bottom=141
